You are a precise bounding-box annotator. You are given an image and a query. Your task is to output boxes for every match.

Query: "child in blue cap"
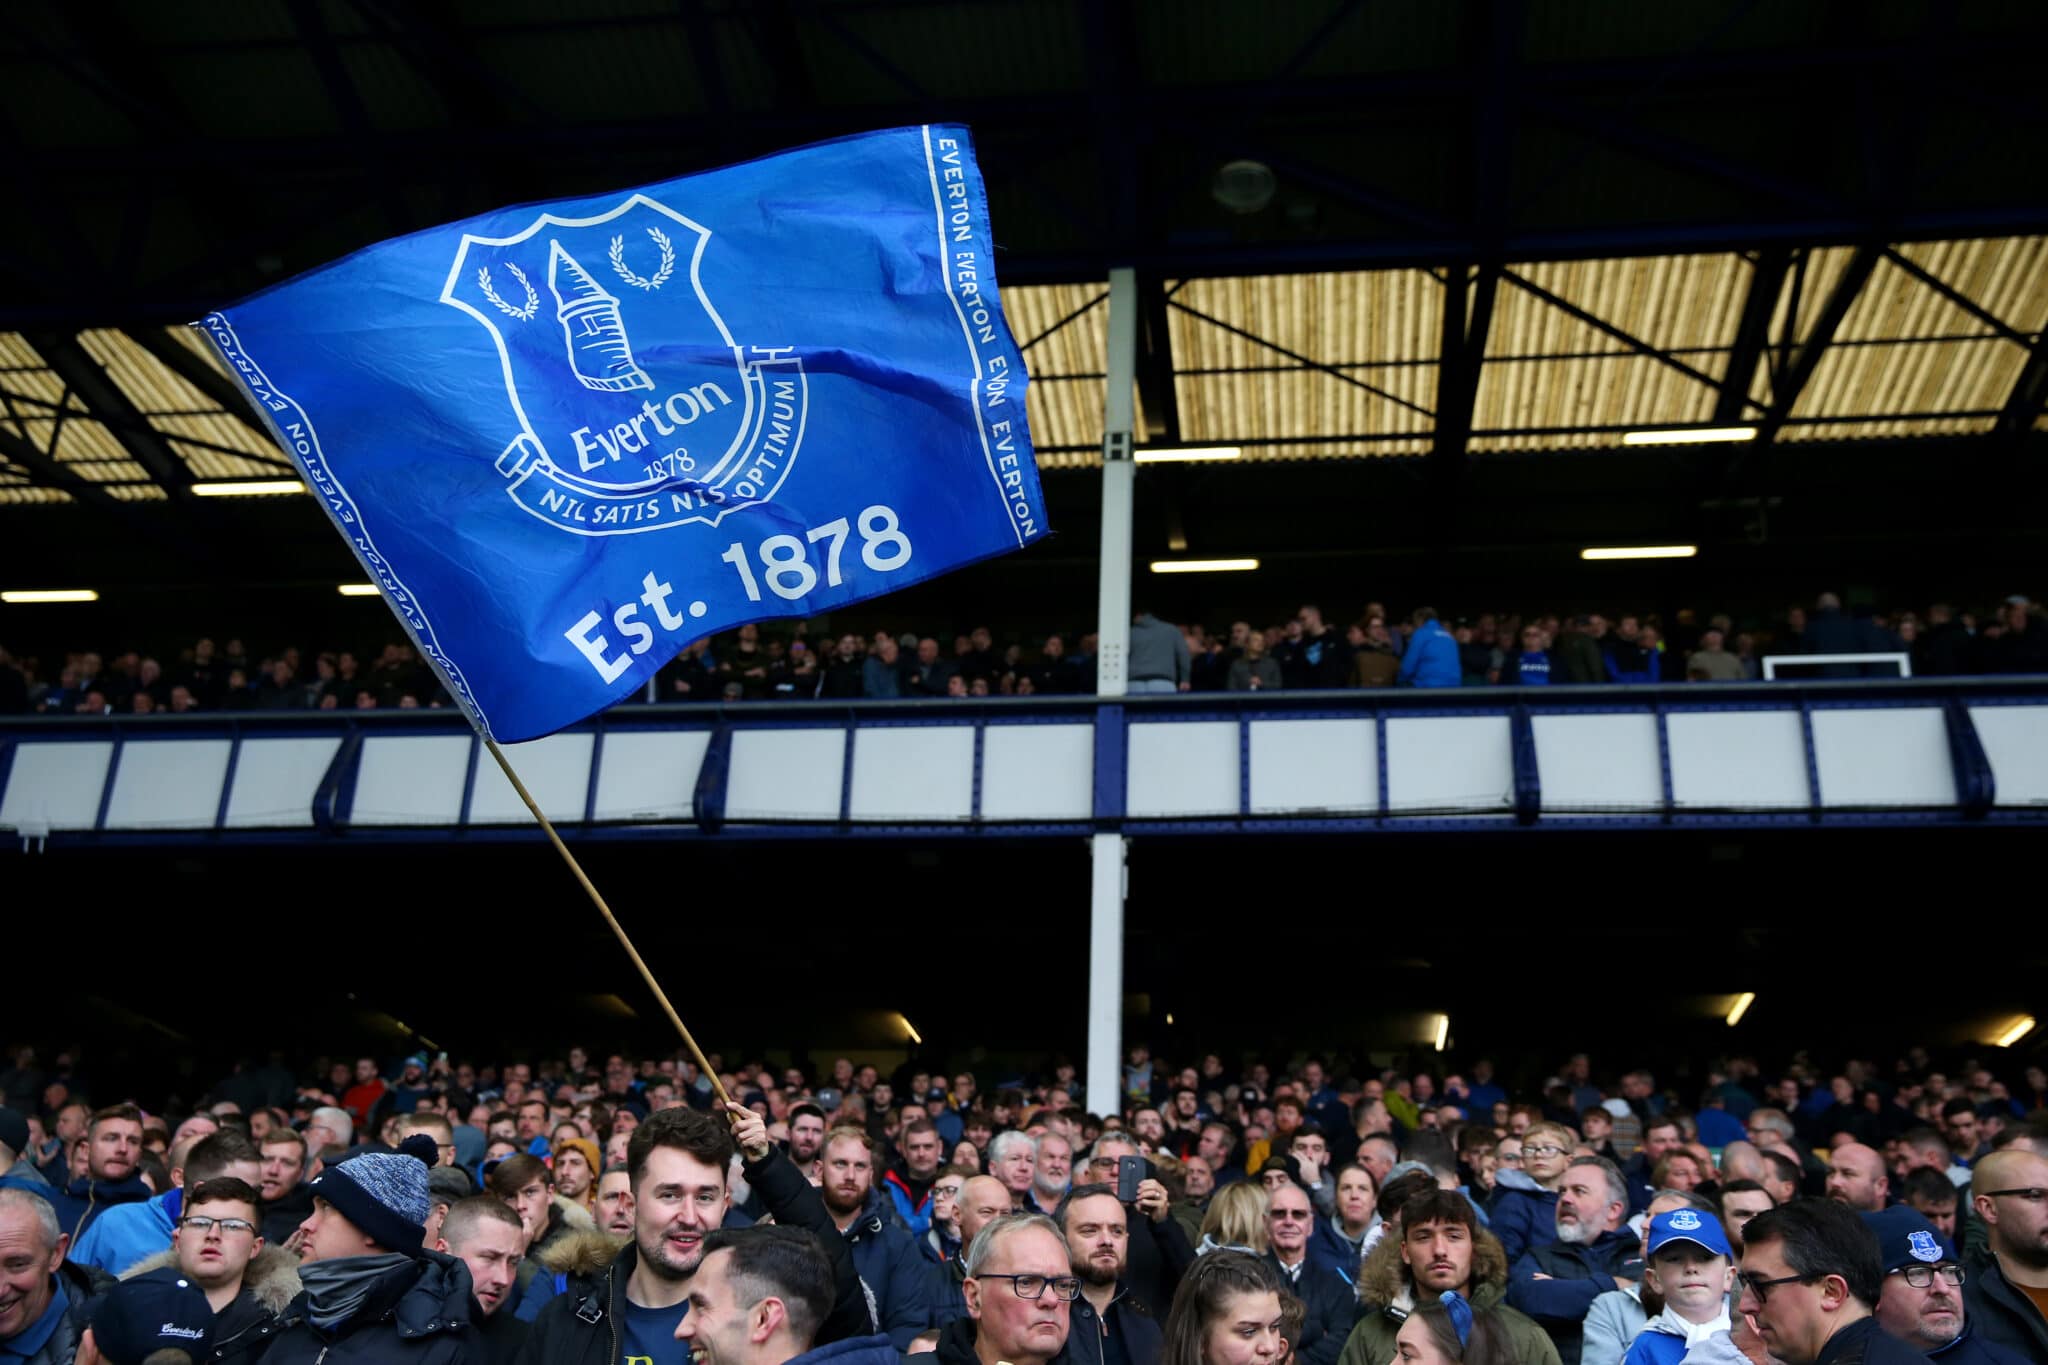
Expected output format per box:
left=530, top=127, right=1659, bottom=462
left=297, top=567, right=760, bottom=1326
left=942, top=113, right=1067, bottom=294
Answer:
left=1623, top=1208, right=1736, bottom=1365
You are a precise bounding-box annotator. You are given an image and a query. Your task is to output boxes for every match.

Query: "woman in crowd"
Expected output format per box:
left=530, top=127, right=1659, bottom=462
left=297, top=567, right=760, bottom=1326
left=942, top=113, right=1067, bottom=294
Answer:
left=1162, top=1249, right=1292, bottom=1365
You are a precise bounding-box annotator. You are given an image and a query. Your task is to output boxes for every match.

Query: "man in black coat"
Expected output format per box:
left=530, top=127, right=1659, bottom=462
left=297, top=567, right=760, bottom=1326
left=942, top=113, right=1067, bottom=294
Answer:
left=1963, top=1149, right=2048, bottom=1361
left=1056, top=1184, right=1164, bottom=1365
left=518, top=1104, right=870, bottom=1365
left=262, top=1134, right=483, bottom=1362
left=1261, top=1180, right=1358, bottom=1365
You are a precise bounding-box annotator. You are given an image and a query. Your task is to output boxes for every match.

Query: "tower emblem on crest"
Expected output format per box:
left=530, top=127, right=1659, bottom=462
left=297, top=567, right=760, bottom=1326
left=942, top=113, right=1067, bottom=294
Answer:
left=441, top=194, right=808, bottom=538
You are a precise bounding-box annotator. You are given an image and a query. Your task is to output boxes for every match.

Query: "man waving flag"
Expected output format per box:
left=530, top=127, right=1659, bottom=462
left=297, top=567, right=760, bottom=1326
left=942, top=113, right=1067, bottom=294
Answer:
left=203, top=125, right=1043, bottom=742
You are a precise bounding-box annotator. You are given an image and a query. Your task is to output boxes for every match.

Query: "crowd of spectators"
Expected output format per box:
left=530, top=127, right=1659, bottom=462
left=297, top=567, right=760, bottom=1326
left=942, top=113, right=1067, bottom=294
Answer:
left=3, top=590, right=2043, bottom=718
left=3, top=1039, right=2046, bottom=1363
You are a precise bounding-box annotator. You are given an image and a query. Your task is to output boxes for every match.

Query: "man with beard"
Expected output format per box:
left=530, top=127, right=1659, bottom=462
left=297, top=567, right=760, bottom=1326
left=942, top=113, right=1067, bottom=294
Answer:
left=1825, top=1143, right=1891, bottom=1213
left=1057, top=1183, right=1162, bottom=1365
left=818, top=1128, right=933, bottom=1346
left=1339, top=1186, right=1559, bottom=1365
left=1032, top=1134, right=1074, bottom=1219
left=1508, top=1158, right=1645, bottom=1365
left=522, top=1104, right=869, bottom=1363
left=43, top=1103, right=150, bottom=1241
left=1964, top=1148, right=2048, bottom=1360
left=1263, top=1180, right=1360, bottom=1365
left=786, top=1105, right=828, bottom=1178
left=1864, top=1206, right=2025, bottom=1364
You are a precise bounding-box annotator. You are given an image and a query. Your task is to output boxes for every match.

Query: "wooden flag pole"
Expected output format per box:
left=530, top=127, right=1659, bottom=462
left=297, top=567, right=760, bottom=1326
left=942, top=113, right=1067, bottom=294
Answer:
left=483, top=738, right=732, bottom=1110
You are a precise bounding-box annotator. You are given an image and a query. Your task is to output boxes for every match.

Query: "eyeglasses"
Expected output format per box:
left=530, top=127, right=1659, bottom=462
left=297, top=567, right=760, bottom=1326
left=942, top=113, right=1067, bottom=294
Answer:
left=1736, top=1271, right=1816, bottom=1302
left=1521, top=1144, right=1567, bottom=1159
left=1270, top=1209, right=1311, bottom=1222
left=1893, top=1264, right=1964, bottom=1289
left=179, top=1215, right=256, bottom=1235
left=1983, top=1187, right=2048, bottom=1204
left=975, top=1273, right=1082, bottom=1302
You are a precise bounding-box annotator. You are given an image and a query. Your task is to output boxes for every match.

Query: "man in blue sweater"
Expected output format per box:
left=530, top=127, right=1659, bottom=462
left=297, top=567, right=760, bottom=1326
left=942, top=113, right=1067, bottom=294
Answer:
left=68, top=1128, right=263, bottom=1274
left=42, top=1103, right=151, bottom=1243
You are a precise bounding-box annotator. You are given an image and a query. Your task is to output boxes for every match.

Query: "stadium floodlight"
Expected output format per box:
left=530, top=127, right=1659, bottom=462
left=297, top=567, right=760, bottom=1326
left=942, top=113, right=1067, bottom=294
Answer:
left=1621, top=426, right=1757, bottom=446
left=900, top=1013, right=923, bottom=1045
left=1134, top=446, right=1242, bottom=464
left=1, top=588, right=98, bottom=603
left=1581, top=545, right=1698, bottom=561
left=336, top=583, right=381, bottom=596
left=1726, top=992, right=1756, bottom=1026
left=1433, top=1013, right=1450, bottom=1052
left=1150, top=558, right=1259, bottom=574
left=1996, top=1015, right=2036, bottom=1047
left=191, top=479, right=308, bottom=496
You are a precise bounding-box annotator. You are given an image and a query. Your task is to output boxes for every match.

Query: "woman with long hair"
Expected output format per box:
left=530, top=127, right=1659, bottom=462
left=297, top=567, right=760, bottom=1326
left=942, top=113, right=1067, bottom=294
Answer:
left=1395, top=1295, right=1520, bottom=1364
left=1197, top=1181, right=1269, bottom=1256
left=1160, top=1250, right=1291, bottom=1365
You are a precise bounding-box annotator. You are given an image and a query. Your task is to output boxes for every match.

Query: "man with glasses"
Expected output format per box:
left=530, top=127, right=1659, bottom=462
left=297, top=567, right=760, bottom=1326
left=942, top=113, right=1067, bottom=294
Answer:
left=158, top=1175, right=297, bottom=1360
left=1735, top=1199, right=1927, bottom=1364
left=933, top=1213, right=1075, bottom=1365
left=1263, top=1181, right=1359, bottom=1365
left=1964, top=1148, right=2048, bottom=1359
left=1077, top=1136, right=1197, bottom=1325
left=70, top=1128, right=262, bottom=1274
left=1862, top=1206, right=2025, bottom=1363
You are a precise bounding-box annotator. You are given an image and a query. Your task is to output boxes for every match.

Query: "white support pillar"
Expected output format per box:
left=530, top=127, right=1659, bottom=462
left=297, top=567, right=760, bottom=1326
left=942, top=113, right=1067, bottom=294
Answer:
left=1094, top=266, right=1138, bottom=698
left=1086, top=267, right=1138, bottom=1118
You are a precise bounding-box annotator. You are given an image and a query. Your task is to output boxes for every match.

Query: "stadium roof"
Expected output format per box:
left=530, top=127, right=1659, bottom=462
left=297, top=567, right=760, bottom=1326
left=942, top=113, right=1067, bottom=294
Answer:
left=1, top=0, right=2044, bottom=573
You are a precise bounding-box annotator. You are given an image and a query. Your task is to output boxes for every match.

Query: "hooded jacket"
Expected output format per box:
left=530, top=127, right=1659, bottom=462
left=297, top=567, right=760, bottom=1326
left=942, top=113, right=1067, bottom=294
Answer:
left=121, top=1244, right=302, bottom=1364
left=1508, top=1228, right=1646, bottom=1365
left=839, top=1190, right=936, bottom=1347
left=262, top=1249, right=481, bottom=1364
left=508, top=1194, right=597, bottom=1322
left=1580, top=1284, right=1646, bottom=1365
left=1335, top=1224, right=1560, bottom=1365
left=516, top=1144, right=871, bottom=1365
left=1306, top=1216, right=1369, bottom=1285
left=43, top=1169, right=151, bottom=1241
left=1487, top=1168, right=1560, bottom=1264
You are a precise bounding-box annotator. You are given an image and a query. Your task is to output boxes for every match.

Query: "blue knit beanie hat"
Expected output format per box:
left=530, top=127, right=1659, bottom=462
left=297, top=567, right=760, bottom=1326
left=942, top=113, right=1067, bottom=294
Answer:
left=309, top=1132, right=438, bottom=1256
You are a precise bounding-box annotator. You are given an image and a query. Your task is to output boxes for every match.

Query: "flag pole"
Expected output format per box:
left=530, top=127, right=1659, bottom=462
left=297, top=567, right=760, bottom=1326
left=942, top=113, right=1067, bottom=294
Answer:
left=482, top=737, right=732, bottom=1110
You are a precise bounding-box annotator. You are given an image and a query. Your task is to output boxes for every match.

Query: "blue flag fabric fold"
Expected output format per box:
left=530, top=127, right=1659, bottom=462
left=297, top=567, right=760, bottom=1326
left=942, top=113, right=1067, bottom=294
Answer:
left=204, top=124, right=1044, bottom=741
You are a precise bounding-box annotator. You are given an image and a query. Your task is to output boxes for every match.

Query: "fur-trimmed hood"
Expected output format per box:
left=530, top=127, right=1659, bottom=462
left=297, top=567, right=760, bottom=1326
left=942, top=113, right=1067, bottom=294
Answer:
left=533, top=1225, right=624, bottom=1279
left=1355, top=1222, right=1509, bottom=1311
left=120, top=1244, right=303, bottom=1313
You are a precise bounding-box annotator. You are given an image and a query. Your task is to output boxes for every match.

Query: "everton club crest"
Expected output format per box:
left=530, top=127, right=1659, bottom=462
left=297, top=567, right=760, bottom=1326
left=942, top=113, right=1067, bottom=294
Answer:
left=441, top=194, right=807, bottom=537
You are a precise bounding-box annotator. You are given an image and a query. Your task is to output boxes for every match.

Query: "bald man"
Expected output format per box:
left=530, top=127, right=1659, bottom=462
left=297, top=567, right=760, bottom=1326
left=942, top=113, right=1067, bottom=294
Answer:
left=1964, top=1148, right=2048, bottom=1359
left=1826, top=1142, right=1890, bottom=1212
left=933, top=1176, right=1017, bottom=1323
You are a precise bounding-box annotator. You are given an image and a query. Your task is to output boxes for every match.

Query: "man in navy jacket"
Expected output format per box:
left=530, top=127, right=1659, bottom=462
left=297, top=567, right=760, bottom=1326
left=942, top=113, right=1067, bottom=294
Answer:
left=1508, top=1158, right=1644, bottom=1365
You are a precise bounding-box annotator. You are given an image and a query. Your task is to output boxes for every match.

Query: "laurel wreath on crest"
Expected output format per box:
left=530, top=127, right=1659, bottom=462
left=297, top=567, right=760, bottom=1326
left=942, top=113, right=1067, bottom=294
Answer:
left=610, top=228, right=675, bottom=291
left=477, top=263, right=538, bottom=321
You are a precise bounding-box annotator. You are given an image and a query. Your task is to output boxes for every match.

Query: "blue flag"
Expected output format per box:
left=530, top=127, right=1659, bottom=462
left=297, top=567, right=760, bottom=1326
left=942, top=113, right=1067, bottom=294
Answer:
left=203, top=125, right=1044, bottom=742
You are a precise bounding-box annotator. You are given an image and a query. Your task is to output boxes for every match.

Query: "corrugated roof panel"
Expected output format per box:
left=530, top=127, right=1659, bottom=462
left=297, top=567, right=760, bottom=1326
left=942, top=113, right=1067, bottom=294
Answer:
left=0, top=334, right=44, bottom=368
left=0, top=487, right=71, bottom=506
left=1494, top=253, right=1749, bottom=354
left=1008, top=285, right=1109, bottom=378
left=24, top=418, right=136, bottom=472
left=0, top=368, right=65, bottom=407
left=1891, top=237, right=2048, bottom=337
left=1172, top=271, right=1442, bottom=377
left=77, top=329, right=207, bottom=415
left=1471, top=355, right=1721, bottom=451
left=1175, top=369, right=1433, bottom=456
left=1783, top=337, right=2024, bottom=439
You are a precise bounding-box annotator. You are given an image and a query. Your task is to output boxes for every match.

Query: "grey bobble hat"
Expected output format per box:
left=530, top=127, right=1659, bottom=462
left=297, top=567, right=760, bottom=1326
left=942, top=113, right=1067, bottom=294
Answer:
left=309, top=1132, right=438, bottom=1256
